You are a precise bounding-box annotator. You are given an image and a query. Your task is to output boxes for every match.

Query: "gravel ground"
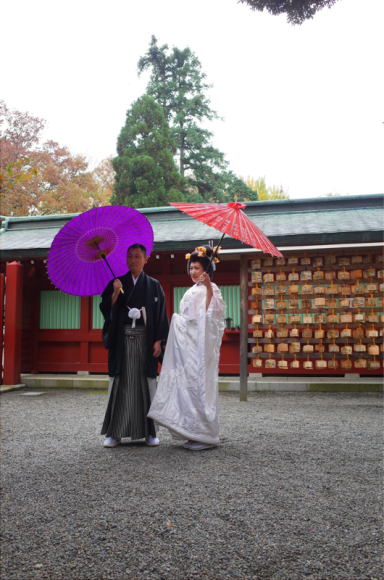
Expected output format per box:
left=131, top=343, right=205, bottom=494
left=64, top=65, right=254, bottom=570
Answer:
left=1, top=390, right=383, bottom=580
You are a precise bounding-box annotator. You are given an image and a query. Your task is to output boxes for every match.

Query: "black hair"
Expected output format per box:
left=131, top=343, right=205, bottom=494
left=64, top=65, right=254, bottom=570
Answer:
left=127, top=243, right=147, bottom=258
left=187, top=244, right=215, bottom=281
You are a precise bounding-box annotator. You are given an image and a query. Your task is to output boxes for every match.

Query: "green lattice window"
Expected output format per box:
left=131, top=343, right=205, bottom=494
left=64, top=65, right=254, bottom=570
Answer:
left=173, top=285, right=241, bottom=326
left=92, top=295, right=103, bottom=329
left=40, top=291, right=80, bottom=329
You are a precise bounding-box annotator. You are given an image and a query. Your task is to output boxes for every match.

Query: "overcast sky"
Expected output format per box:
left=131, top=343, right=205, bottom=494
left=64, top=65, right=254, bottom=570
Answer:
left=2, top=0, right=383, bottom=199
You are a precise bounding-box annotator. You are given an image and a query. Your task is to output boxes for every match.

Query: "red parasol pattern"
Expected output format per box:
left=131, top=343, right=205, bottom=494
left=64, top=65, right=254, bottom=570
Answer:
left=170, top=202, right=283, bottom=258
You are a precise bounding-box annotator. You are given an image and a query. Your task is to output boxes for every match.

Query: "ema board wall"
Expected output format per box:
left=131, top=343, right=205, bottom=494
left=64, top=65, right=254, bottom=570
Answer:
left=248, top=249, right=383, bottom=375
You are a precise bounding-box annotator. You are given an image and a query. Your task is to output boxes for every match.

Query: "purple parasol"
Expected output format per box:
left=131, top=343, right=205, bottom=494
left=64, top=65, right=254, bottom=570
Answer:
left=47, top=206, right=154, bottom=296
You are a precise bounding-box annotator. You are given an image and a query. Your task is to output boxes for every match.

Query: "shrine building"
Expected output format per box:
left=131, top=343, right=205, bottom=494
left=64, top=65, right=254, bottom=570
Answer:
left=1, top=193, right=383, bottom=385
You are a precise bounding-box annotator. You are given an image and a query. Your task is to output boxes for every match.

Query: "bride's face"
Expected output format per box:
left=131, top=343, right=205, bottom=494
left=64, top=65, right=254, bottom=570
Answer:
left=189, top=261, right=204, bottom=282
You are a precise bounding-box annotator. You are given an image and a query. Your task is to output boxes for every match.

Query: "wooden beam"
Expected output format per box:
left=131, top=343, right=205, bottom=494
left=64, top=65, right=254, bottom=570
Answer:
left=239, top=255, right=248, bottom=401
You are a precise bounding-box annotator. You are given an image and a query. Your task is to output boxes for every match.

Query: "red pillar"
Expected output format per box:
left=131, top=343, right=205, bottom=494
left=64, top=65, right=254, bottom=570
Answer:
left=80, top=296, right=90, bottom=370
left=0, top=274, right=5, bottom=384
left=3, top=262, right=24, bottom=385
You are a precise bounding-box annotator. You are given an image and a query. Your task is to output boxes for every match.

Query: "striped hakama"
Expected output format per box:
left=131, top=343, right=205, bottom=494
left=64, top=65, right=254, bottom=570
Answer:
left=101, top=326, right=156, bottom=441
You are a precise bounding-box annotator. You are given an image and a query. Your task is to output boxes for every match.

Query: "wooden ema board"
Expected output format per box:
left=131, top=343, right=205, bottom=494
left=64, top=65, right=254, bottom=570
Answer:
left=247, top=250, right=384, bottom=375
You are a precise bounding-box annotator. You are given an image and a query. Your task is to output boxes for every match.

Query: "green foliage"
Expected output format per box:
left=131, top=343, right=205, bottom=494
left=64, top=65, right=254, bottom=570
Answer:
left=189, top=170, right=258, bottom=204
left=238, top=0, right=340, bottom=25
left=138, top=37, right=255, bottom=204
left=112, top=95, right=185, bottom=208
left=243, top=176, right=289, bottom=200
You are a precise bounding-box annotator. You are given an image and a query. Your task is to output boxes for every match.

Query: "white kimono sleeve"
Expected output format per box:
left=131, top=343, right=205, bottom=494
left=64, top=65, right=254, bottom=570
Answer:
left=196, top=283, right=226, bottom=422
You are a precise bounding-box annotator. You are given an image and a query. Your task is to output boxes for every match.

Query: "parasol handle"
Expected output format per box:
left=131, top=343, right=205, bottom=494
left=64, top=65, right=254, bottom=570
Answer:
left=206, top=231, right=226, bottom=273
left=94, top=241, right=124, bottom=294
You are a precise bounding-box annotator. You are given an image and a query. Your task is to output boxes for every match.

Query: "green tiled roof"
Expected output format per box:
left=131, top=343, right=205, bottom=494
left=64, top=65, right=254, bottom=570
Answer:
left=1, top=194, right=383, bottom=258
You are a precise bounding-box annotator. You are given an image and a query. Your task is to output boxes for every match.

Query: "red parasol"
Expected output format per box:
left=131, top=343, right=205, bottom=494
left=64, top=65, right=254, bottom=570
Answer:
left=170, top=201, right=283, bottom=260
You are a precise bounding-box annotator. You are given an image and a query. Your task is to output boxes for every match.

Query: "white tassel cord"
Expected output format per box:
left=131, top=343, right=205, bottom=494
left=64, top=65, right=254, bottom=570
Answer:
left=128, top=307, right=142, bottom=328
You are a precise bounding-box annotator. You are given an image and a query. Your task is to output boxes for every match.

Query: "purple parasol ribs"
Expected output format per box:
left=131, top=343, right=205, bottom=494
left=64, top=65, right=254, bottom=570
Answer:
left=47, top=206, right=154, bottom=296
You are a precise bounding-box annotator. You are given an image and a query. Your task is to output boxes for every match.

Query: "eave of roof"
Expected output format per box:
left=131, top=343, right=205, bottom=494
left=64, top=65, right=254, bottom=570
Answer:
left=1, top=194, right=383, bottom=259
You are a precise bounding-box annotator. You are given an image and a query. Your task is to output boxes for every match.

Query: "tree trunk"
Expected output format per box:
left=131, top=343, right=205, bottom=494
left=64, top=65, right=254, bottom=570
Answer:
left=179, top=125, right=185, bottom=176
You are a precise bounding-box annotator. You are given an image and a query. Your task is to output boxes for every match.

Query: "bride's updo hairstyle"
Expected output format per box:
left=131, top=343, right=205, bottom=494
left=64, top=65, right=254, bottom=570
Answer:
left=185, top=244, right=220, bottom=281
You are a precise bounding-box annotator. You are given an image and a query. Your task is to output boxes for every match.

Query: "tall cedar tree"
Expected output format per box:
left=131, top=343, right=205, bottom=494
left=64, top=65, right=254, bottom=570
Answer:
left=138, top=36, right=255, bottom=204
left=238, top=0, right=340, bottom=25
left=112, top=95, right=185, bottom=208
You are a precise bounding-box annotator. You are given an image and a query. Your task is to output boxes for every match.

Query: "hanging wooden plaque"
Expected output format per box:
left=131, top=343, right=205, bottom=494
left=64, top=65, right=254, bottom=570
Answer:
left=329, top=344, right=339, bottom=352
left=277, top=343, right=288, bottom=353
left=251, top=271, right=262, bottom=283
left=290, top=342, right=301, bottom=353
left=339, top=257, right=350, bottom=266
left=351, top=255, right=363, bottom=264
left=316, top=359, right=327, bottom=369
left=265, top=358, right=276, bottom=368
left=264, top=313, right=275, bottom=323
left=354, top=343, right=366, bottom=352
left=355, top=359, right=367, bottom=369
left=368, top=360, right=380, bottom=370
left=276, top=328, right=288, bottom=338
left=252, top=345, right=263, bottom=353
left=351, top=270, right=362, bottom=279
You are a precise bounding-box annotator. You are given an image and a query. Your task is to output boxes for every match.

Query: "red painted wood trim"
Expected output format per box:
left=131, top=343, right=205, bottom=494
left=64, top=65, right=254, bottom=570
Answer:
left=31, top=286, right=40, bottom=374
left=0, top=274, right=5, bottom=383
left=3, top=263, right=24, bottom=385
left=80, top=296, right=90, bottom=333
left=80, top=342, right=89, bottom=369
left=38, top=329, right=102, bottom=341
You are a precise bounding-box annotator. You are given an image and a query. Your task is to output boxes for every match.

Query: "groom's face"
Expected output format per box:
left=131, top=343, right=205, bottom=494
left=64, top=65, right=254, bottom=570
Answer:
left=127, top=248, right=148, bottom=278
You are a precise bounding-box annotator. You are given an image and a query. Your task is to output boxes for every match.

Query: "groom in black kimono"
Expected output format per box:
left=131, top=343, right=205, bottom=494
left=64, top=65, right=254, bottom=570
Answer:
left=100, top=243, right=169, bottom=448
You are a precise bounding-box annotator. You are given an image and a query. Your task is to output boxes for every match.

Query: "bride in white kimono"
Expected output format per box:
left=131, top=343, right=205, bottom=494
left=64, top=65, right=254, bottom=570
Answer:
left=148, top=245, right=226, bottom=450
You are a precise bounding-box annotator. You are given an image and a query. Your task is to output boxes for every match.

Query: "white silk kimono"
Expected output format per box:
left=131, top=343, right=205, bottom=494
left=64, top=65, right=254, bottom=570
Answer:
left=148, top=282, right=226, bottom=444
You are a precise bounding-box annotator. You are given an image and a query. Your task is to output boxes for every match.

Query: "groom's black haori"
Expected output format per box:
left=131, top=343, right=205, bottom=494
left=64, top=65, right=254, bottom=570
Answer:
left=100, top=266, right=169, bottom=440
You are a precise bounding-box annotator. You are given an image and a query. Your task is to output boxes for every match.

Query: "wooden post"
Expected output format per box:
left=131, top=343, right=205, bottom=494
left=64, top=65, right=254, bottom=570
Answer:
left=161, top=259, right=171, bottom=319
left=3, top=262, right=24, bottom=385
left=239, top=255, right=248, bottom=401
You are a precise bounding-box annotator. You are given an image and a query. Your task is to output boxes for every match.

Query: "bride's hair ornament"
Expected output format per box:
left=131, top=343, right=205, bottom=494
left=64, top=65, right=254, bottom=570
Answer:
left=186, top=244, right=217, bottom=280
